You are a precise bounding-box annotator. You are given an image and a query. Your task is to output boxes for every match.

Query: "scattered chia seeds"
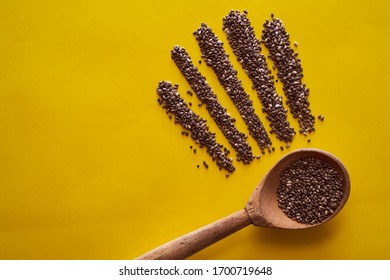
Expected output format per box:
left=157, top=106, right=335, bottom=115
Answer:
left=157, top=81, right=235, bottom=173
left=223, top=11, right=295, bottom=143
left=155, top=11, right=324, bottom=175
left=277, top=157, right=344, bottom=224
left=262, top=16, right=315, bottom=135
left=194, top=23, right=272, bottom=150
left=171, top=46, right=253, bottom=164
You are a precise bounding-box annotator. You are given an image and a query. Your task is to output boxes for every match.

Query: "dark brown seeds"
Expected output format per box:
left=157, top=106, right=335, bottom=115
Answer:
left=277, top=157, right=344, bottom=224
left=194, top=23, right=272, bottom=150
left=171, top=46, right=253, bottom=164
left=157, top=81, right=235, bottom=173
left=223, top=11, right=295, bottom=143
left=262, top=16, right=315, bottom=134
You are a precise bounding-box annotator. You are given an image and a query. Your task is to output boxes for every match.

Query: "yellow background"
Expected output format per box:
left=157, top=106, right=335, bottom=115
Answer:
left=0, top=0, right=389, bottom=259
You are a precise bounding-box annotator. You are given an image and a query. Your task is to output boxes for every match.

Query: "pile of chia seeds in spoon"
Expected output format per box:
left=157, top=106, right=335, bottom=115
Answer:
left=277, top=157, right=344, bottom=224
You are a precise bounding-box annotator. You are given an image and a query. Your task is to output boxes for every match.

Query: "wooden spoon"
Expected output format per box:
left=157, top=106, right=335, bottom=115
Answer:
left=136, top=148, right=350, bottom=260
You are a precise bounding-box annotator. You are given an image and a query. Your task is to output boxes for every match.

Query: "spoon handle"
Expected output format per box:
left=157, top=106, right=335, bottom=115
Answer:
left=136, top=209, right=252, bottom=260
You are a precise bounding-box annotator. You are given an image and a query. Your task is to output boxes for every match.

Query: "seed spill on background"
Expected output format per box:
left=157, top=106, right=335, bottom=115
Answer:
left=262, top=15, right=315, bottom=135
left=171, top=46, right=254, bottom=164
left=277, top=157, right=343, bottom=224
left=194, top=23, right=272, bottom=151
left=223, top=10, right=295, bottom=143
left=157, top=81, right=235, bottom=173
left=156, top=10, right=319, bottom=174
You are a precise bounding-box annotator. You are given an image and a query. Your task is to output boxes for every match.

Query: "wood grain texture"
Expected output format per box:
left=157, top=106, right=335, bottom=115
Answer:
left=136, top=209, right=252, bottom=260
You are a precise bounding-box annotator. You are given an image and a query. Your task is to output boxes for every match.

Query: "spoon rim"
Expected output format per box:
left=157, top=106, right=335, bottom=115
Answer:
left=246, top=148, right=350, bottom=229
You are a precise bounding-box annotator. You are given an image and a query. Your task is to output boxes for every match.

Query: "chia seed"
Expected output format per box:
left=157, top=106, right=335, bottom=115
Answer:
left=194, top=23, right=272, bottom=151
left=223, top=11, right=295, bottom=143
left=262, top=16, right=315, bottom=135
left=171, top=46, right=253, bottom=164
left=277, top=157, right=344, bottom=224
left=157, top=81, right=235, bottom=173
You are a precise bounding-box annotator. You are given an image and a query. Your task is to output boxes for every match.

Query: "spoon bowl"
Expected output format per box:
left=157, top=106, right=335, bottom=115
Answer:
left=246, top=148, right=350, bottom=229
left=136, top=148, right=350, bottom=259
